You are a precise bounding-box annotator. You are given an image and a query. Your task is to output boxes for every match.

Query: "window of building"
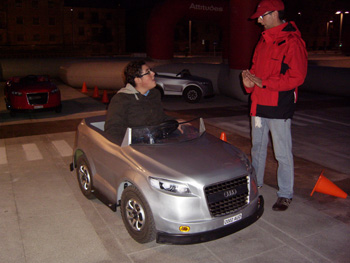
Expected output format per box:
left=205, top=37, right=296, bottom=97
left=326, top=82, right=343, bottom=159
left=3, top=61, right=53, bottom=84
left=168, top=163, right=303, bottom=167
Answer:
left=32, top=0, right=38, bottom=8
left=0, top=13, right=5, bottom=29
left=16, top=17, right=24, bottom=25
left=49, top=34, right=56, bottom=41
left=78, top=12, right=84, bottom=20
left=15, top=0, right=22, bottom=8
left=91, top=12, right=99, bottom=23
left=17, top=34, right=24, bottom=42
left=106, top=13, right=112, bottom=20
left=33, top=34, right=40, bottom=41
left=33, top=17, right=39, bottom=25
left=78, top=27, right=85, bottom=36
left=48, top=0, right=54, bottom=8
left=49, top=17, right=55, bottom=25
left=0, top=34, right=3, bottom=42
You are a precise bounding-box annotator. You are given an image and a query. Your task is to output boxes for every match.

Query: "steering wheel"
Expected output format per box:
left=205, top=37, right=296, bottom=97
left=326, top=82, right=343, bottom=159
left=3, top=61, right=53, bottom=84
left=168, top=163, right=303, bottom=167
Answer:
left=176, top=69, right=191, bottom=77
left=155, top=120, right=179, bottom=139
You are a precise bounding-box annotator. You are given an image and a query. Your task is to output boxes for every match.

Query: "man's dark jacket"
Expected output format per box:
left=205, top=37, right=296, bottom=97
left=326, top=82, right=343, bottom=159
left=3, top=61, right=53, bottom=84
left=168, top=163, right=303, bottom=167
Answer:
left=104, top=84, right=172, bottom=143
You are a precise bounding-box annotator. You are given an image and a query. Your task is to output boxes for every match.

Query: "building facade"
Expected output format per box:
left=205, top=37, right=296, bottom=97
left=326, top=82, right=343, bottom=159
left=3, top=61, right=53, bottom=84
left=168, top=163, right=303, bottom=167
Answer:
left=0, top=0, right=125, bottom=57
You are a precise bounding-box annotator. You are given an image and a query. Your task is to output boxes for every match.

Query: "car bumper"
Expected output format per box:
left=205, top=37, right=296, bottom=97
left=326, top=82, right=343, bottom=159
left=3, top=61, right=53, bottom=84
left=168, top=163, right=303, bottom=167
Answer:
left=8, top=93, right=61, bottom=110
left=156, top=195, right=264, bottom=244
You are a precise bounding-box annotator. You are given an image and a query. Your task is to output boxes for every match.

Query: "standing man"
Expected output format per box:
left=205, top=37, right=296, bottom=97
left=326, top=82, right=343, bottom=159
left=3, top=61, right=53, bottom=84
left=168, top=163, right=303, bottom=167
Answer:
left=105, top=60, right=173, bottom=144
left=242, top=0, right=307, bottom=211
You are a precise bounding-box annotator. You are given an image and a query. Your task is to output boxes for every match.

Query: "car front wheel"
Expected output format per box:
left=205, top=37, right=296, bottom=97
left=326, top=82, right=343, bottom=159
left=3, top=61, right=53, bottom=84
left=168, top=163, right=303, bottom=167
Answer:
left=183, top=86, right=202, bottom=103
left=76, top=155, right=95, bottom=199
left=121, top=186, right=156, bottom=243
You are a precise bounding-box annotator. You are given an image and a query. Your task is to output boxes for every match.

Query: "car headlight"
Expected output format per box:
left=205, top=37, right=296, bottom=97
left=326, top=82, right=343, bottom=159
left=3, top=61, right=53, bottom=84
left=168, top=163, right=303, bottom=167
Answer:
left=198, top=81, right=209, bottom=85
left=11, top=91, right=22, bottom=96
left=238, top=152, right=252, bottom=172
left=50, top=88, right=59, bottom=94
left=149, top=177, right=191, bottom=195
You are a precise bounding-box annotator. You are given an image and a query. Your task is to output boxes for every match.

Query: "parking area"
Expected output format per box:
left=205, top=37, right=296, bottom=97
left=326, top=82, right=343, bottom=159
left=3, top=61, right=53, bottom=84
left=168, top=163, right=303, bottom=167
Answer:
left=1, top=79, right=349, bottom=262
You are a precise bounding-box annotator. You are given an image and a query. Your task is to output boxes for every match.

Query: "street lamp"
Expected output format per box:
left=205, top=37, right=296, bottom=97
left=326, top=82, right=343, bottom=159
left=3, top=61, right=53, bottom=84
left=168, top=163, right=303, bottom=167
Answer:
left=335, top=10, right=349, bottom=48
left=326, top=20, right=333, bottom=50
left=70, top=8, right=74, bottom=48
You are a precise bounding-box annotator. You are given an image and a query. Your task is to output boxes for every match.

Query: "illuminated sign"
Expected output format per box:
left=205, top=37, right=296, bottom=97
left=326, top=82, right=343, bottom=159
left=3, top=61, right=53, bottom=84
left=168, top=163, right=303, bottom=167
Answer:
left=189, top=3, right=224, bottom=12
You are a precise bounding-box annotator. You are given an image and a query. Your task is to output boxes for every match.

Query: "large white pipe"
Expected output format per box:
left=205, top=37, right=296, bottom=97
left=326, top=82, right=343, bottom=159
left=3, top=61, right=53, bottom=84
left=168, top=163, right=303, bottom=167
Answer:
left=59, top=60, right=129, bottom=89
left=1, top=58, right=349, bottom=99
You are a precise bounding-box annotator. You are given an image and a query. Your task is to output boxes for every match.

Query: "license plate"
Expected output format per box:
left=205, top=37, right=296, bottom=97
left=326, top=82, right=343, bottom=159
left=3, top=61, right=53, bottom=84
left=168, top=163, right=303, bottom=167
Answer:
left=34, top=105, right=43, bottom=109
left=224, top=213, right=242, bottom=226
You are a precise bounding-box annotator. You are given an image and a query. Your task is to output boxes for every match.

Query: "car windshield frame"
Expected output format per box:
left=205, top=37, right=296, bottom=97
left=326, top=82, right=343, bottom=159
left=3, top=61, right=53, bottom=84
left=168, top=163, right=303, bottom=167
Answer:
left=121, top=118, right=206, bottom=147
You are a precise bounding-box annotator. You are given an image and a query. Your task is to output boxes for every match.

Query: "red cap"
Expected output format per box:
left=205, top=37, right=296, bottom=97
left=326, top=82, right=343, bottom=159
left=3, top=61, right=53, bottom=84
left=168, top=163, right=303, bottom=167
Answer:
left=250, top=0, right=285, bottom=19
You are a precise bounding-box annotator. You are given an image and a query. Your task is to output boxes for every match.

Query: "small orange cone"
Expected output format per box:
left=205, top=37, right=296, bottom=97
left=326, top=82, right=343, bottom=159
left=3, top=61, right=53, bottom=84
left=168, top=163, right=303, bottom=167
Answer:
left=93, top=86, right=100, bottom=98
left=310, top=170, right=348, bottom=199
left=220, top=132, right=227, bottom=142
left=81, top=82, right=88, bottom=93
left=102, top=90, right=109, bottom=104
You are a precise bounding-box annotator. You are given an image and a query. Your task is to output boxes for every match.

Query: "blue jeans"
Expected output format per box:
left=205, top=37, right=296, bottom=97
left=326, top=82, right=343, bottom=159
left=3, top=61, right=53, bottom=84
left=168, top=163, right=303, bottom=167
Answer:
left=251, top=117, right=294, bottom=199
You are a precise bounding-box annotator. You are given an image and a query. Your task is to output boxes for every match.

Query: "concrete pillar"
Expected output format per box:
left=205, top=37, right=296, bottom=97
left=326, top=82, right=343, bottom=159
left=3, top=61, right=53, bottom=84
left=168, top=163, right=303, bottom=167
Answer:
left=219, top=0, right=261, bottom=101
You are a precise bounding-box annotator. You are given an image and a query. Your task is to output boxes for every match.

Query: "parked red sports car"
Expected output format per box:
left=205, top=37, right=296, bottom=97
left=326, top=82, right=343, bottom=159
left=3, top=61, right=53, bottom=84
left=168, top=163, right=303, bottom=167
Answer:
left=4, top=75, right=62, bottom=116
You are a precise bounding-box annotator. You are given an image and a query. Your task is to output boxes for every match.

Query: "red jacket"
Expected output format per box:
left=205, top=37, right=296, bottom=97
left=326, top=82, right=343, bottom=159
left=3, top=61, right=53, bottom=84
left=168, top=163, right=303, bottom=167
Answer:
left=245, top=22, right=307, bottom=119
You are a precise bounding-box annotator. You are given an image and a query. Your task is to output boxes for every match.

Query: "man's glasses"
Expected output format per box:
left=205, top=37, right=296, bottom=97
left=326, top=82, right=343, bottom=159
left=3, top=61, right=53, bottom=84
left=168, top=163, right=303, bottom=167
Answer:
left=259, top=11, right=274, bottom=20
left=139, top=69, right=153, bottom=77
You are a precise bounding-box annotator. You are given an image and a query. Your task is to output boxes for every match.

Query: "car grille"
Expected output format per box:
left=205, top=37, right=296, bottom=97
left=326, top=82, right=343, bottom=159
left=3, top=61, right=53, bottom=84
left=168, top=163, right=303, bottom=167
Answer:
left=27, top=93, right=48, bottom=105
left=205, top=176, right=249, bottom=217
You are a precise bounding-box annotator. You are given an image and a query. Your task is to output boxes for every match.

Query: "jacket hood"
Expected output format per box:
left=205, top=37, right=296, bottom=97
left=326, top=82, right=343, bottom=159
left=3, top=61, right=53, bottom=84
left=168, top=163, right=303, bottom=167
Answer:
left=262, top=21, right=301, bottom=42
left=117, top=83, right=138, bottom=94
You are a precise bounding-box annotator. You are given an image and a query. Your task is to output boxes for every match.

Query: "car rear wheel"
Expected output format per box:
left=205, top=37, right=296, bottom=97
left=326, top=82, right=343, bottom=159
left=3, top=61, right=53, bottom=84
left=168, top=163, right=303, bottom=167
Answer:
left=121, top=185, right=156, bottom=243
left=76, top=155, right=95, bottom=199
left=10, top=110, right=16, bottom=117
left=183, top=86, right=202, bottom=103
left=55, top=104, right=62, bottom=113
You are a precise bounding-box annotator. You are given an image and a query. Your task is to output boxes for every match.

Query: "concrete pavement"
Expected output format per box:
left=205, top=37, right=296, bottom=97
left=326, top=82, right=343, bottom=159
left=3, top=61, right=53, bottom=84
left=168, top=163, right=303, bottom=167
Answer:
left=0, top=81, right=350, bottom=263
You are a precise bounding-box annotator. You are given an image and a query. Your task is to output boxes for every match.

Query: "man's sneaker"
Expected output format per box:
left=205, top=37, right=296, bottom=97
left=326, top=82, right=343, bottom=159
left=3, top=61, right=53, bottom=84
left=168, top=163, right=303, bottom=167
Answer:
left=272, top=197, right=292, bottom=211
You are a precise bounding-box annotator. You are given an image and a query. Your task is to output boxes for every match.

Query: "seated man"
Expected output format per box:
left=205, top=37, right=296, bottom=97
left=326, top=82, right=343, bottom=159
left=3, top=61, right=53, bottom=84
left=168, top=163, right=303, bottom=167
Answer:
left=105, top=60, right=174, bottom=144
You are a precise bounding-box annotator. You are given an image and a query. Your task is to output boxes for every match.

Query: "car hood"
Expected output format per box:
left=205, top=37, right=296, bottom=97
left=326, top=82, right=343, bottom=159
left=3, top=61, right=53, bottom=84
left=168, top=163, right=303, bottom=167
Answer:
left=124, top=133, right=250, bottom=185
left=12, top=82, right=56, bottom=92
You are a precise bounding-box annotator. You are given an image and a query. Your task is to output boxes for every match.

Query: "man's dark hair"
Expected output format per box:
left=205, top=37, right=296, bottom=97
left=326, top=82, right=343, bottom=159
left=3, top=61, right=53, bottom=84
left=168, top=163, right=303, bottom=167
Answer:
left=124, top=60, right=146, bottom=87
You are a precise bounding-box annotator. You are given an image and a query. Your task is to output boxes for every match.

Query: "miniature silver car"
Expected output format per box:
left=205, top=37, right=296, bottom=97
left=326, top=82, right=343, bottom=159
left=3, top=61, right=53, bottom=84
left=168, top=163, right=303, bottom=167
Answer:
left=155, top=69, right=214, bottom=103
left=70, top=115, right=263, bottom=244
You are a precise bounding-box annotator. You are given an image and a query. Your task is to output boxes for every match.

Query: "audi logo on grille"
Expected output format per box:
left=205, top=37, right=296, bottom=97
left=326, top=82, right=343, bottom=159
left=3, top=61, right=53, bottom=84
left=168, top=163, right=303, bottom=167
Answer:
left=224, top=189, right=237, bottom=198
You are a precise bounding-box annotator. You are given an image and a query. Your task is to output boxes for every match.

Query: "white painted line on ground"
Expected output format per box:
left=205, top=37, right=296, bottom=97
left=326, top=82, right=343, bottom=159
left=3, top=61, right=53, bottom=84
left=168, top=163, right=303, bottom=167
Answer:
left=22, top=143, right=43, bottom=161
left=215, top=122, right=251, bottom=134
left=0, top=147, right=7, bottom=165
left=52, top=140, right=73, bottom=157
left=293, top=115, right=323, bottom=125
left=291, top=119, right=309, bottom=127
left=297, top=112, right=350, bottom=127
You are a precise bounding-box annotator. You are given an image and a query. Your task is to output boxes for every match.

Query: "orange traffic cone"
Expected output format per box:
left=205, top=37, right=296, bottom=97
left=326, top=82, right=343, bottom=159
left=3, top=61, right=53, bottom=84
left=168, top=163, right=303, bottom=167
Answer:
left=310, top=170, right=348, bottom=199
left=102, top=90, right=109, bottom=104
left=93, top=86, right=100, bottom=98
left=81, top=82, right=87, bottom=93
left=220, top=132, right=227, bottom=142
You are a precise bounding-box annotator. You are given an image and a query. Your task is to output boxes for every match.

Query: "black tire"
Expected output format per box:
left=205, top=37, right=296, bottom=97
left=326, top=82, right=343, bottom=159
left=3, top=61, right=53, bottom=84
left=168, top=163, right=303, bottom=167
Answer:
left=183, top=86, right=202, bottom=103
left=120, top=185, right=156, bottom=243
left=76, top=155, right=95, bottom=199
left=54, top=104, right=62, bottom=113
